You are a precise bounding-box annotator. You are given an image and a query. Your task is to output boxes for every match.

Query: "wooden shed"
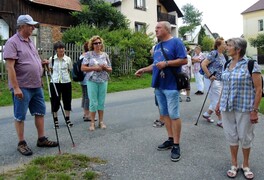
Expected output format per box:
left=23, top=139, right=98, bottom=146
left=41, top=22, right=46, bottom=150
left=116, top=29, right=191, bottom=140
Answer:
left=0, top=0, right=82, bottom=47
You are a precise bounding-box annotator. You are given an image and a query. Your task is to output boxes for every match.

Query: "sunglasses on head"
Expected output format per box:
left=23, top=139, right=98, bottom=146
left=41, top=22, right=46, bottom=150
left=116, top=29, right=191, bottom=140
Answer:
left=93, top=42, right=102, bottom=45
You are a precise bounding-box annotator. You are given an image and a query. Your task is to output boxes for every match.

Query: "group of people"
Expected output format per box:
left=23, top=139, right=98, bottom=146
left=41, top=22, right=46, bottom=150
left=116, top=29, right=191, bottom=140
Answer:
left=3, top=14, right=262, bottom=179
left=135, top=21, right=262, bottom=179
left=3, top=14, right=111, bottom=156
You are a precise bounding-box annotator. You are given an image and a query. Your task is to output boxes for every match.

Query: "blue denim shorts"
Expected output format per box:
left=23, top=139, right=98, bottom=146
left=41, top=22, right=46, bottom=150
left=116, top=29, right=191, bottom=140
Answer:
left=12, top=88, right=46, bottom=121
left=154, top=88, right=180, bottom=120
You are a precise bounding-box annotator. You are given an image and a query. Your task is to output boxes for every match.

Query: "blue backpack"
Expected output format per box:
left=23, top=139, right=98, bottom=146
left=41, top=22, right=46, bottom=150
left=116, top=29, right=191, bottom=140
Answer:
left=199, top=51, right=218, bottom=75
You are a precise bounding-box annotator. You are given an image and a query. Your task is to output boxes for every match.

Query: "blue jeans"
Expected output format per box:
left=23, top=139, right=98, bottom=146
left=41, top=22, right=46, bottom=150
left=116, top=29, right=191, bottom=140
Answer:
left=154, top=88, right=180, bottom=120
left=12, top=88, right=46, bottom=121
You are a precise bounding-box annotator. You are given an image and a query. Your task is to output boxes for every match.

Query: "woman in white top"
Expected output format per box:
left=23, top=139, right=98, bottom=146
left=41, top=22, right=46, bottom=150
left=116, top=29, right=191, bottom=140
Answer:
left=49, top=41, right=73, bottom=128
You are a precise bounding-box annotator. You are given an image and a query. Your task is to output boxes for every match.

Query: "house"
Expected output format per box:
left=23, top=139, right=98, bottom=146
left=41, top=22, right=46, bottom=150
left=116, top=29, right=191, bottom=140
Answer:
left=182, top=24, right=215, bottom=48
left=242, top=0, right=264, bottom=63
left=0, top=0, right=82, bottom=48
left=104, top=0, right=183, bottom=38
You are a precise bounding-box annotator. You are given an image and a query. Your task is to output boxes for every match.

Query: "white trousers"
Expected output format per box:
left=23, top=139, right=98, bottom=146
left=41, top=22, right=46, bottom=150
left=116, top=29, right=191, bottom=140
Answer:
left=221, top=111, right=255, bottom=148
left=194, top=72, right=204, bottom=92
left=204, top=78, right=222, bottom=111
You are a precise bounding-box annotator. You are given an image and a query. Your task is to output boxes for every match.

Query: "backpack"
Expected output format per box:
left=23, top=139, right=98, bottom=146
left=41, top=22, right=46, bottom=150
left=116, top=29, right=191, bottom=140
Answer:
left=224, top=59, right=264, bottom=97
left=199, top=51, right=218, bottom=75
left=71, top=57, right=85, bottom=82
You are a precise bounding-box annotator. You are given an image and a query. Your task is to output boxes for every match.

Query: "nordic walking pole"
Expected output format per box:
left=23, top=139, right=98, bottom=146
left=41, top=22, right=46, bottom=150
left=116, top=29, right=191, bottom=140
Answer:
left=48, top=66, right=75, bottom=147
left=194, top=71, right=216, bottom=126
left=44, top=65, right=61, bottom=154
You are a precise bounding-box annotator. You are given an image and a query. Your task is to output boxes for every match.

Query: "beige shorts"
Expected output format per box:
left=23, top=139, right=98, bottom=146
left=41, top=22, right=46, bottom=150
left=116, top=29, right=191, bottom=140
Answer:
left=222, top=111, right=255, bottom=148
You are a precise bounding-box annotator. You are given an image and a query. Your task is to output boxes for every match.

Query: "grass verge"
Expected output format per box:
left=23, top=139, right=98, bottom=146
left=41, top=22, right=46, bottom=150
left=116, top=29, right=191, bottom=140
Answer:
left=0, top=74, right=152, bottom=106
left=0, top=153, right=106, bottom=180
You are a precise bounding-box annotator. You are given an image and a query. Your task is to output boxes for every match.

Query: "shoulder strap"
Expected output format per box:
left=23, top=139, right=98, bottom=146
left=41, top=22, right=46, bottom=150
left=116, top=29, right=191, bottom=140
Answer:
left=214, top=51, right=218, bottom=58
left=160, top=43, right=169, bottom=60
left=247, top=60, right=254, bottom=76
left=224, top=60, right=231, bottom=70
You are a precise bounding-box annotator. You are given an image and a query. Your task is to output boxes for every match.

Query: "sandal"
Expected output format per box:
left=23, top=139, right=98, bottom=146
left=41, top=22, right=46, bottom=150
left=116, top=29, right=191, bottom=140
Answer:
left=89, top=122, right=95, bottom=131
left=241, top=165, right=254, bottom=180
left=227, top=165, right=239, bottom=178
left=217, top=122, right=223, bottom=128
left=99, top=122, right=106, bottom=129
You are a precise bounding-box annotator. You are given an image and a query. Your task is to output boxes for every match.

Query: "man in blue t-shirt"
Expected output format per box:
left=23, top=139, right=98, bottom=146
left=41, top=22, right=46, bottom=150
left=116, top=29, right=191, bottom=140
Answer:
left=135, top=21, right=187, bottom=162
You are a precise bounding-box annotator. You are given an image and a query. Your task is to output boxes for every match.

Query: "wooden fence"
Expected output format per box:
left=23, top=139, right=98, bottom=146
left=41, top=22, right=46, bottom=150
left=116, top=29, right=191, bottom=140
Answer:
left=0, top=44, right=134, bottom=80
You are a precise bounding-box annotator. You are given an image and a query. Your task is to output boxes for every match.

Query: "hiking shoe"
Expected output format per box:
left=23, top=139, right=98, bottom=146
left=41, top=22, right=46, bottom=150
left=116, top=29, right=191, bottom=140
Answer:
left=157, top=140, right=173, bottom=151
left=195, top=91, right=204, bottom=95
left=171, top=145, right=181, bottom=162
left=179, top=97, right=182, bottom=102
left=37, top=137, right=58, bottom=147
left=153, top=119, right=164, bottom=128
left=17, top=141, right=33, bottom=156
left=186, top=97, right=191, bottom=102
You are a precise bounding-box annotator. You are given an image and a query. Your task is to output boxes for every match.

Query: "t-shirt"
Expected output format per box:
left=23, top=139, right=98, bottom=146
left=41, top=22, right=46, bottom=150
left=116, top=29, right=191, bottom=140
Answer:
left=152, top=37, right=187, bottom=90
left=4, top=33, right=43, bottom=89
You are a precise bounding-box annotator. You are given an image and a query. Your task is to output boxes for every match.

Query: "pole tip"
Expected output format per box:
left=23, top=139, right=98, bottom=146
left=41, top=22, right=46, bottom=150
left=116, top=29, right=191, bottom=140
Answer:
left=72, top=144, right=76, bottom=148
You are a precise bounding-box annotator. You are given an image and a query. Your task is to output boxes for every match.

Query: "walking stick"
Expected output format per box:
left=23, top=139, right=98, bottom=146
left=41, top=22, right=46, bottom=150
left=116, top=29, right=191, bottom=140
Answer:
left=47, top=67, right=76, bottom=148
left=194, top=71, right=216, bottom=126
left=44, top=65, right=61, bottom=154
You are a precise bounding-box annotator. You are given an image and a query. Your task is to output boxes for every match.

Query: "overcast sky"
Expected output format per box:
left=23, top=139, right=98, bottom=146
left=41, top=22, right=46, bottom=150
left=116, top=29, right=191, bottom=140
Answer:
left=174, top=0, right=259, bottom=39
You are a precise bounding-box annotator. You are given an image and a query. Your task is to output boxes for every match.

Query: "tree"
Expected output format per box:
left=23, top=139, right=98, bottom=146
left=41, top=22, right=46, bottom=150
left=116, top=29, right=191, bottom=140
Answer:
left=198, top=27, right=206, bottom=45
left=178, top=25, right=195, bottom=38
left=249, top=33, right=264, bottom=48
left=179, top=3, right=203, bottom=39
left=181, top=3, right=203, bottom=26
left=201, top=36, right=214, bottom=51
left=72, top=0, right=129, bottom=30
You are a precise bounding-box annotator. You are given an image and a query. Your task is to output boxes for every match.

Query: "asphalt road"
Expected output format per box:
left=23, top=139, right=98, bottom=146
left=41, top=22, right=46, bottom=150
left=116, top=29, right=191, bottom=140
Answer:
left=0, top=83, right=264, bottom=180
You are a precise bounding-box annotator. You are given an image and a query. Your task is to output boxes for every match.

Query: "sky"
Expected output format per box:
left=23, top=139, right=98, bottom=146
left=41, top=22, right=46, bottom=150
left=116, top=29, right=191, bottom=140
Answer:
left=174, top=0, right=259, bottom=39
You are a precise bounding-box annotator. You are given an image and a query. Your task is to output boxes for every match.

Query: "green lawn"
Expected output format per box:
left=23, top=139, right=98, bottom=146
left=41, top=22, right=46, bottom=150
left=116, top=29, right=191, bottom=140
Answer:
left=0, top=74, right=152, bottom=106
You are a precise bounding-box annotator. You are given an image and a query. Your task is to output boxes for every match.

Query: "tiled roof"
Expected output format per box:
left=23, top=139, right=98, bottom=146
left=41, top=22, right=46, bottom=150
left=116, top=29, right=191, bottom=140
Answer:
left=241, top=0, right=264, bottom=14
left=30, top=0, right=82, bottom=11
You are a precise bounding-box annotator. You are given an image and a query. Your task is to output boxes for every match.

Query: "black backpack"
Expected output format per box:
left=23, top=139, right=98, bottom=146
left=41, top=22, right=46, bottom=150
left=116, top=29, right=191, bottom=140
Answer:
left=71, top=57, right=85, bottom=82
left=224, top=59, right=264, bottom=97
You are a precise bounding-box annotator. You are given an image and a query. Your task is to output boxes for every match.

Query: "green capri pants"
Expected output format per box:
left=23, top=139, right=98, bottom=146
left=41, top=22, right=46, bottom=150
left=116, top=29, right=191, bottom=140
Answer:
left=87, top=80, right=108, bottom=112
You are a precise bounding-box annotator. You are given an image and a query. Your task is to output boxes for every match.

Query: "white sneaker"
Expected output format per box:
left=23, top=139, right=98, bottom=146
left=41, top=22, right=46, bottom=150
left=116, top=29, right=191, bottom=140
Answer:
left=202, top=112, right=210, bottom=118
left=202, top=112, right=214, bottom=123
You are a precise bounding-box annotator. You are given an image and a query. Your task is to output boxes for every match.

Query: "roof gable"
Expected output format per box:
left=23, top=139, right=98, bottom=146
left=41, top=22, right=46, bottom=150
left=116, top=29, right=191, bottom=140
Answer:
left=241, top=0, right=264, bottom=14
left=29, top=0, right=82, bottom=11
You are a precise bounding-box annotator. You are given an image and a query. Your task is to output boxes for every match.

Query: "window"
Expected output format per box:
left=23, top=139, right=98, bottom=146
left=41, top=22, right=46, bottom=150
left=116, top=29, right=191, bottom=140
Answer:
left=258, top=19, right=263, bottom=31
left=135, top=0, right=146, bottom=10
left=135, top=22, right=146, bottom=32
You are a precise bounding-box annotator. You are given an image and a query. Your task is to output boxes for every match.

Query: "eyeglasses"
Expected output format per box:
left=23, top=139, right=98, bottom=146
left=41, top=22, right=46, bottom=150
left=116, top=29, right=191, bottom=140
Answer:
left=93, top=42, right=102, bottom=45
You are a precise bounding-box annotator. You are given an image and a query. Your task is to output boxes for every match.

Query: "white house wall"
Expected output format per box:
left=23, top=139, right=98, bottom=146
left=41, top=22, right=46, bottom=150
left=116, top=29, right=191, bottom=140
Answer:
left=243, top=11, right=264, bottom=57
left=118, top=0, right=158, bottom=36
left=0, top=19, right=9, bottom=40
